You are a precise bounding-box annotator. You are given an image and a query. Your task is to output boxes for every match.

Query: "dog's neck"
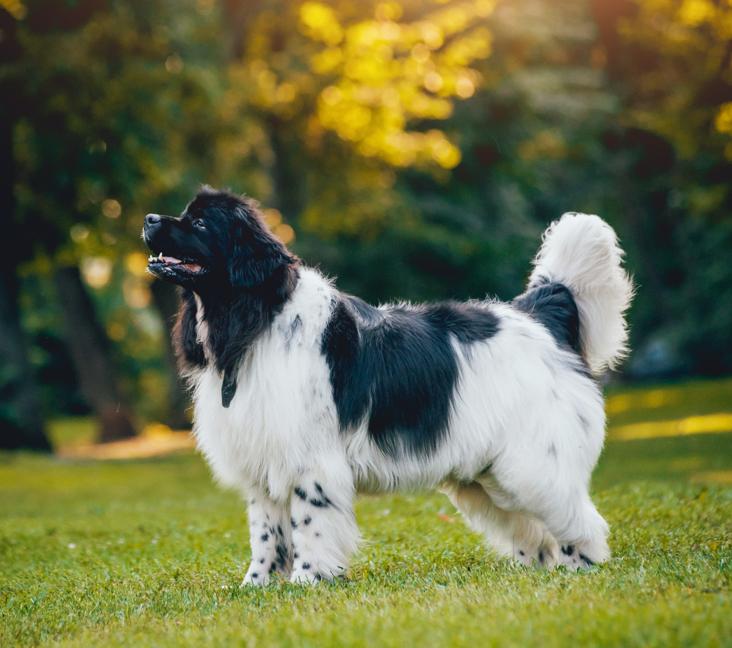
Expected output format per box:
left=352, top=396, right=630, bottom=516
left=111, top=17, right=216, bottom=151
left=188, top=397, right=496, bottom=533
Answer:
left=172, top=264, right=300, bottom=392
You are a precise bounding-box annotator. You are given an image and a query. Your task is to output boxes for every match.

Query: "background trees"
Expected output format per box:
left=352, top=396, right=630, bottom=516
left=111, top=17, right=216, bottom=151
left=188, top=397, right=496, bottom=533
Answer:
left=1, top=0, right=730, bottom=449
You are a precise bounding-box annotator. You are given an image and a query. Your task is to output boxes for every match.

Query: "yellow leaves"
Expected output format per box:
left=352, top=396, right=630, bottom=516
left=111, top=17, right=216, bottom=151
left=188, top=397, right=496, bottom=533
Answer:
left=714, top=102, right=732, bottom=134
left=227, top=0, right=493, bottom=173
left=411, top=43, right=430, bottom=64
left=424, top=71, right=443, bottom=92
left=300, top=2, right=343, bottom=45
left=427, top=132, right=461, bottom=168
left=311, top=47, right=343, bottom=74
left=431, top=5, right=470, bottom=34
left=416, top=21, right=444, bottom=49
left=124, top=252, right=149, bottom=278
left=300, top=165, right=401, bottom=238
left=375, top=2, right=403, bottom=22
left=262, top=208, right=296, bottom=245
left=622, top=0, right=732, bottom=158
left=455, top=75, right=475, bottom=99
left=299, top=0, right=494, bottom=170
left=321, top=85, right=343, bottom=106
left=233, top=59, right=306, bottom=117
left=715, top=103, right=732, bottom=159
left=0, top=0, right=26, bottom=19
left=442, top=27, right=492, bottom=67
left=275, top=82, right=297, bottom=104
left=678, top=0, right=716, bottom=27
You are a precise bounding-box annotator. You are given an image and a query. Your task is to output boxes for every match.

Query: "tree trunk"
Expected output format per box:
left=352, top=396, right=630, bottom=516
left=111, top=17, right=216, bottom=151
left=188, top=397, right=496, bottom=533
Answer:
left=267, top=115, right=305, bottom=221
left=53, top=266, right=137, bottom=442
left=220, top=2, right=305, bottom=220
left=0, top=275, right=51, bottom=451
left=150, top=281, right=191, bottom=428
left=0, top=8, right=50, bottom=451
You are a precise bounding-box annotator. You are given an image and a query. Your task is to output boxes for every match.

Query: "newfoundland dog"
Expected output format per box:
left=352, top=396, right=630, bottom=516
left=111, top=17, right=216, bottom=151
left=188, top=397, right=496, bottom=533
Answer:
left=143, top=187, right=633, bottom=584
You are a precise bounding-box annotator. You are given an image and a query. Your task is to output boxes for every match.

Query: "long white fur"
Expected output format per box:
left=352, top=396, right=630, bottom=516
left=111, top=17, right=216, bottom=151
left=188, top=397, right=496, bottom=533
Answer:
left=189, top=213, right=631, bottom=583
left=529, top=212, right=634, bottom=375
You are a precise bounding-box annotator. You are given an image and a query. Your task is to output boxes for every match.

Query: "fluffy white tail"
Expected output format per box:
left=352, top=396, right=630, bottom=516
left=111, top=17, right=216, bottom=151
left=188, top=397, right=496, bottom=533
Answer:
left=529, top=212, right=634, bottom=375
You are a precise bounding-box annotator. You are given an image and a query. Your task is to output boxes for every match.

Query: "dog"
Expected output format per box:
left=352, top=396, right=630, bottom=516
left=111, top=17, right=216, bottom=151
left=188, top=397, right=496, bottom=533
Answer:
left=143, top=186, right=633, bottom=584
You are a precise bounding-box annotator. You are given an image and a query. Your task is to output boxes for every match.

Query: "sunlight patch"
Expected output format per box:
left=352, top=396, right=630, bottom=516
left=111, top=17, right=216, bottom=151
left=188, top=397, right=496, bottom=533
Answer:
left=609, top=413, right=732, bottom=441
left=690, top=470, right=732, bottom=485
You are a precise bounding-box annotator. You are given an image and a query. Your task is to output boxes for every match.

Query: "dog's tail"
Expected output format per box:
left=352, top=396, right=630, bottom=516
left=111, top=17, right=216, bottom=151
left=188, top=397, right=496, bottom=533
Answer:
left=525, top=212, right=634, bottom=375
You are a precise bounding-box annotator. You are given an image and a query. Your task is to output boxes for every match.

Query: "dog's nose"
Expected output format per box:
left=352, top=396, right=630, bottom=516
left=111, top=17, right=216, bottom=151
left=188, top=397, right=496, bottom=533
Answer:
left=145, top=213, right=161, bottom=227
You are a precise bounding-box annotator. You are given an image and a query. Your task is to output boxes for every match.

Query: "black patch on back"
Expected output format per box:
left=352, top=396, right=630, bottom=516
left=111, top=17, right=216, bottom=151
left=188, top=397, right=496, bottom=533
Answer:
left=321, top=296, right=499, bottom=457
left=513, top=280, right=580, bottom=353
left=343, top=294, right=384, bottom=325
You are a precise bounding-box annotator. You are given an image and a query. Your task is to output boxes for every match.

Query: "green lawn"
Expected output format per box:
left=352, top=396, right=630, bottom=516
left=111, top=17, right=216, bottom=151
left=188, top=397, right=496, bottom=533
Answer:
left=2, top=380, right=731, bottom=647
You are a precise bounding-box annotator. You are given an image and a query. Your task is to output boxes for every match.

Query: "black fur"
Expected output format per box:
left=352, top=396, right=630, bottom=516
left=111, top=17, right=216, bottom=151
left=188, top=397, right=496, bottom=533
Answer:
left=144, top=187, right=299, bottom=405
left=221, top=367, right=238, bottom=408
left=172, top=289, right=205, bottom=369
left=513, top=279, right=581, bottom=353
left=321, top=297, right=499, bottom=457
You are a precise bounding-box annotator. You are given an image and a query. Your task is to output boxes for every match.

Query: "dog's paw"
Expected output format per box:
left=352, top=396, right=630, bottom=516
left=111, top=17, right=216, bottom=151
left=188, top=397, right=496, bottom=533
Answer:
left=513, top=535, right=559, bottom=569
left=241, top=571, right=270, bottom=587
left=290, top=568, right=323, bottom=585
left=557, top=542, right=608, bottom=571
left=241, top=560, right=281, bottom=587
left=290, top=561, right=346, bottom=585
left=557, top=544, right=586, bottom=571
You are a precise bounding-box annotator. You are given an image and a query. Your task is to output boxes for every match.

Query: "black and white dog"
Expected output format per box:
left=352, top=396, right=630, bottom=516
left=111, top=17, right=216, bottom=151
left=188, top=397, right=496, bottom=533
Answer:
left=143, top=187, right=633, bottom=584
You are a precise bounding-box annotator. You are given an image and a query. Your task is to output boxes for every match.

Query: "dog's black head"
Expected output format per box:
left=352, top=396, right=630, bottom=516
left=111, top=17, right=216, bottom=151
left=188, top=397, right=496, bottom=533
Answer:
left=143, top=187, right=296, bottom=292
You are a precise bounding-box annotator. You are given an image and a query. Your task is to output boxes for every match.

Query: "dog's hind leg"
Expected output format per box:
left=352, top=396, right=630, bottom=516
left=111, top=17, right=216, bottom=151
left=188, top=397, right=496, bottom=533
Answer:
left=289, top=453, right=360, bottom=584
left=242, top=490, right=293, bottom=586
left=484, top=444, right=610, bottom=569
left=442, top=481, right=560, bottom=568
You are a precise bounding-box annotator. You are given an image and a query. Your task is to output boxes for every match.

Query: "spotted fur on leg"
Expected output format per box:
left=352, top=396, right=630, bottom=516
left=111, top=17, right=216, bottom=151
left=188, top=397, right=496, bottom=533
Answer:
left=289, top=469, right=358, bottom=584
left=242, top=493, right=293, bottom=586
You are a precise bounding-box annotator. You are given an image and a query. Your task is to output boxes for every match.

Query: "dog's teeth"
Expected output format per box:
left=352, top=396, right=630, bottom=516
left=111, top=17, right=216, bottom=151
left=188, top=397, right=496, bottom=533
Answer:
left=158, top=252, right=163, bottom=260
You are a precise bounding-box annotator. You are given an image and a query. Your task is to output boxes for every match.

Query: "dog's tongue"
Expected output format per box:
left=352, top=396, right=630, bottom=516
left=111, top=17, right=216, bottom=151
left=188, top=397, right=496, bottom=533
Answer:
left=150, top=254, right=201, bottom=272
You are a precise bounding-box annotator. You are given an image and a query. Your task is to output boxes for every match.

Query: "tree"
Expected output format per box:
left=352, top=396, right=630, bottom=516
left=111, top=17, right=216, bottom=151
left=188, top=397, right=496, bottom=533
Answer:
left=5, top=0, right=225, bottom=440
left=0, top=7, right=50, bottom=450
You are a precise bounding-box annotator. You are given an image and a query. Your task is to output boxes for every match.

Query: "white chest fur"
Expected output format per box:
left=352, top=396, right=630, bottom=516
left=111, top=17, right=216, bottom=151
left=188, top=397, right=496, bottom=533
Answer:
left=189, top=269, right=340, bottom=502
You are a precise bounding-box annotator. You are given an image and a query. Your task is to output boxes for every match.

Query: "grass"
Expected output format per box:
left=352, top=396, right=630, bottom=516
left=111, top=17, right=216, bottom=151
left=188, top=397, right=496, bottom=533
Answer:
left=2, top=379, right=731, bottom=647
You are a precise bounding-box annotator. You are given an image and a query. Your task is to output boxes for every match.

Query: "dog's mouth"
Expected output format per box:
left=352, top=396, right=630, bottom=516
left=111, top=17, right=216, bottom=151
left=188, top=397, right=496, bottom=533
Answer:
left=147, top=252, right=207, bottom=277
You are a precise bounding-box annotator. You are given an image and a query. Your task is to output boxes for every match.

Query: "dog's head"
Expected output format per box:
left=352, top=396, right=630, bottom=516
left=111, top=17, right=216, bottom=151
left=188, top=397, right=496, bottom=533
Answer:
left=142, top=187, right=296, bottom=292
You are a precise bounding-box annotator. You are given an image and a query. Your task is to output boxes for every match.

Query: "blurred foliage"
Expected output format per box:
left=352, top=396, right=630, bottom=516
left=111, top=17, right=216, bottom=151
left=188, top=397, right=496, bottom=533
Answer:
left=2, top=0, right=731, bottom=427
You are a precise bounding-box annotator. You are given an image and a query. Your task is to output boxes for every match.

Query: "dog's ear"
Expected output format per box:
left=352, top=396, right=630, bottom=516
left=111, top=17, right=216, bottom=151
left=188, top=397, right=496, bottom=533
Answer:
left=228, top=214, right=294, bottom=289
left=172, top=289, right=205, bottom=369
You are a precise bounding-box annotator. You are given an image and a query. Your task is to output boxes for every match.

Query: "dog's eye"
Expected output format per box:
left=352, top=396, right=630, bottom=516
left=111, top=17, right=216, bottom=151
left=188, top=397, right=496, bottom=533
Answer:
left=192, top=218, right=206, bottom=231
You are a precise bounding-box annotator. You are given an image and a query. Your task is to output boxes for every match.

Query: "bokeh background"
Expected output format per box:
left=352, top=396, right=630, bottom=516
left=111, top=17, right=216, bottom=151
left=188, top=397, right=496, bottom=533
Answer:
left=2, top=0, right=732, bottom=450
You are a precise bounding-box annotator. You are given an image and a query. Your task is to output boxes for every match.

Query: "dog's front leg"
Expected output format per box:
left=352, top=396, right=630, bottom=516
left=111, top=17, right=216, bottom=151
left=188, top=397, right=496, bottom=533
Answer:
left=289, top=460, right=359, bottom=584
left=242, top=490, right=293, bottom=586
